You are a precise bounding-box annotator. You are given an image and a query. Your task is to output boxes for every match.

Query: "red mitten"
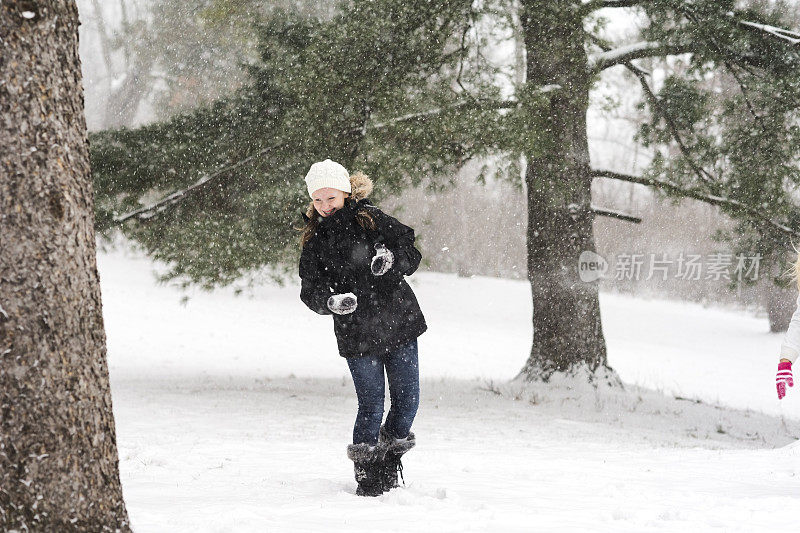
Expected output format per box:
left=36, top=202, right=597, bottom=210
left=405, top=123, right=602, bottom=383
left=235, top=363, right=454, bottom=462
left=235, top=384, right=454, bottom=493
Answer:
left=776, top=361, right=794, bottom=400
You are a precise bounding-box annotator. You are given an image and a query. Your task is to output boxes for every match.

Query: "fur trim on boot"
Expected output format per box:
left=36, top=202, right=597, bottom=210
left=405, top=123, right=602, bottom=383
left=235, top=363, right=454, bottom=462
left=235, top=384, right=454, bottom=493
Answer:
left=378, top=426, right=416, bottom=491
left=347, top=443, right=385, bottom=463
left=379, top=426, right=416, bottom=454
left=347, top=443, right=386, bottom=497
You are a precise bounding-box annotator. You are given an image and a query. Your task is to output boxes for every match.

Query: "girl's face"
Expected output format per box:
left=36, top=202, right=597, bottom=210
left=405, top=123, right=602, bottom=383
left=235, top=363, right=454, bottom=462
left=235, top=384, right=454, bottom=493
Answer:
left=312, top=187, right=348, bottom=217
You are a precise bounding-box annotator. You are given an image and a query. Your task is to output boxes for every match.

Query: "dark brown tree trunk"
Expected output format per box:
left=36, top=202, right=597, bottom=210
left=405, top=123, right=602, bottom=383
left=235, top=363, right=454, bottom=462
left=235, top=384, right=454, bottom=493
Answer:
left=0, top=1, right=132, bottom=530
left=517, top=1, right=617, bottom=382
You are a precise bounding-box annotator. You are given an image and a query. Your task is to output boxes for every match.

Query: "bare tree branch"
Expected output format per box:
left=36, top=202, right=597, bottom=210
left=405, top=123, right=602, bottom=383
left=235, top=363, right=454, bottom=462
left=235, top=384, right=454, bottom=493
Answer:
left=592, top=169, right=800, bottom=238
left=455, top=17, right=477, bottom=102
left=117, top=0, right=133, bottom=66
left=723, top=61, right=769, bottom=134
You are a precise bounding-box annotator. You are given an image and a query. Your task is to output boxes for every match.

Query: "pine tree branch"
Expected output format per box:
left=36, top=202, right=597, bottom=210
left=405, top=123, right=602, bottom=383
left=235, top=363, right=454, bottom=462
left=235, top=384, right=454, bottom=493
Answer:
left=113, top=140, right=288, bottom=223
left=366, top=86, right=561, bottom=131
left=588, top=41, right=694, bottom=73
left=592, top=169, right=800, bottom=238
left=622, top=60, right=718, bottom=188
left=581, top=1, right=800, bottom=48
left=676, top=7, right=771, bottom=133
left=366, top=99, right=514, bottom=131
left=114, top=92, right=556, bottom=224
left=587, top=9, right=799, bottom=73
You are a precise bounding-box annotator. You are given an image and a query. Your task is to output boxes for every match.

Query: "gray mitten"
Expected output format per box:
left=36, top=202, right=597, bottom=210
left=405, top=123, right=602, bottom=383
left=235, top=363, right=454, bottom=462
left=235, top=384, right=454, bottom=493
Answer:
left=327, top=292, right=357, bottom=315
left=370, top=243, right=395, bottom=276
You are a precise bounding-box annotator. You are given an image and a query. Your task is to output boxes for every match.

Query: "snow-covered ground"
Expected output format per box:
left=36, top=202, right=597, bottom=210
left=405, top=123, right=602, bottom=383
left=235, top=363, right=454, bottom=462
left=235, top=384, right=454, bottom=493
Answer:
left=98, top=247, right=800, bottom=532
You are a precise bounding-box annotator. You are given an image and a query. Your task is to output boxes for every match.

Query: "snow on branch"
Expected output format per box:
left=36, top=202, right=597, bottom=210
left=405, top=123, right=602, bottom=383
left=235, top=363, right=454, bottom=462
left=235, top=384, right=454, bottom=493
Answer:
left=734, top=18, right=800, bottom=46
left=599, top=0, right=643, bottom=6
left=592, top=169, right=800, bottom=239
left=580, top=0, right=644, bottom=16
left=369, top=85, right=558, bottom=129
left=369, top=99, right=518, bottom=130
left=590, top=204, right=641, bottom=223
left=587, top=13, right=798, bottom=74
left=588, top=41, right=693, bottom=73
left=570, top=200, right=641, bottom=223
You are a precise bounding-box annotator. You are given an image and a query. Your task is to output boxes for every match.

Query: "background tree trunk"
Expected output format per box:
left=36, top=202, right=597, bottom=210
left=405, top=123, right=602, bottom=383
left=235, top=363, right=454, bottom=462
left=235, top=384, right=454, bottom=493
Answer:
left=0, top=1, right=131, bottom=529
left=763, top=254, right=797, bottom=332
left=517, top=0, right=615, bottom=382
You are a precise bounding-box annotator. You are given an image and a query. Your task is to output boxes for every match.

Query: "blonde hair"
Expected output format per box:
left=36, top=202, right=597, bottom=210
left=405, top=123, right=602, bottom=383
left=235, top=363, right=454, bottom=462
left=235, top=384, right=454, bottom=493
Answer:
left=298, top=197, right=375, bottom=247
left=783, top=242, right=800, bottom=291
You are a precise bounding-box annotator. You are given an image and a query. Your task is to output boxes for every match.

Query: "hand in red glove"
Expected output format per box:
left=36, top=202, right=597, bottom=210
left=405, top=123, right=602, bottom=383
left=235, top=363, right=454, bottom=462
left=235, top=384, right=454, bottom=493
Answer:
left=776, top=360, right=794, bottom=400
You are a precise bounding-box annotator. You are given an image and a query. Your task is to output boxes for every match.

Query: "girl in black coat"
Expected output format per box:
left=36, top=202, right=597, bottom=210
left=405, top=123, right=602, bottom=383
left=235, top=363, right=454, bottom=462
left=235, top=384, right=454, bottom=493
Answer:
left=298, top=159, right=427, bottom=497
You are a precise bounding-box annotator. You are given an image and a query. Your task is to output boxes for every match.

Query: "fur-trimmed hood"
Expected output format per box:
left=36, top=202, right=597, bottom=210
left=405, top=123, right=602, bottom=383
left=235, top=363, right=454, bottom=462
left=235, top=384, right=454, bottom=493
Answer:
left=348, top=171, right=373, bottom=201
left=304, top=171, right=373, bottom=220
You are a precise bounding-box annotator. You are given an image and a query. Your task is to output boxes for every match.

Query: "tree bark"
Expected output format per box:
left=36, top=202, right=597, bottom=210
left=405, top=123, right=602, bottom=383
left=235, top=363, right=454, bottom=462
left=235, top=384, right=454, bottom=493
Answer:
left=763, top=255, right=797, bottom=333
left=517, top=0, right=617, bottom=382
left=0, top=1, right=132, bottom=530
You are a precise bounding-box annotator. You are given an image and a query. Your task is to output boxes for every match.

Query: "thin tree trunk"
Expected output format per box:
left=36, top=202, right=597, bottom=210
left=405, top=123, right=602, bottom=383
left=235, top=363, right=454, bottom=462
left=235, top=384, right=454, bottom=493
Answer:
left=0, top=1, right=132, bottom=529
left=100, top=0, right=152, bottom=128
left=105, top=54, right=153, bottom=127
left=764, top=253, right=796, bottom=332
left=517, top=0, right=618, bottom=383
left=89, top=0, right=115, bottom=128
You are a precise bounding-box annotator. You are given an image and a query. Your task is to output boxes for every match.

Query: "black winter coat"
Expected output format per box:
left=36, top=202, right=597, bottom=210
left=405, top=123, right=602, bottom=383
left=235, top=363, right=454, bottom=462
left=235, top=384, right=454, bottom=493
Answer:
left=299, top=198, right=427, bottom=358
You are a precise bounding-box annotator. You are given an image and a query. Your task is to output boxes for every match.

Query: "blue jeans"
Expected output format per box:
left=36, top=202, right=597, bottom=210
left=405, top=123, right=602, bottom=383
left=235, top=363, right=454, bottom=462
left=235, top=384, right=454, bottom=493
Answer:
left=346, top=339, right=420, bottom=446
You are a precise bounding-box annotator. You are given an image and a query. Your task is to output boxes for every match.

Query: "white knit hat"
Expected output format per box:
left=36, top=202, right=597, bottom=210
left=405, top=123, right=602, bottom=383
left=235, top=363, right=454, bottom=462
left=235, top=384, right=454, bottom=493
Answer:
left=304, top=159, right=351, bottom=197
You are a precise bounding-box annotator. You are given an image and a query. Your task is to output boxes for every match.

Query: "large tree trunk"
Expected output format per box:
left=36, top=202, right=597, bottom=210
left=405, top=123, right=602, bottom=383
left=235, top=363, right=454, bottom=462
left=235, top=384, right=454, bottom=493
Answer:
left=516, top=1, right=617, bottom=382
left=0, top=1, right=131, bottom=530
